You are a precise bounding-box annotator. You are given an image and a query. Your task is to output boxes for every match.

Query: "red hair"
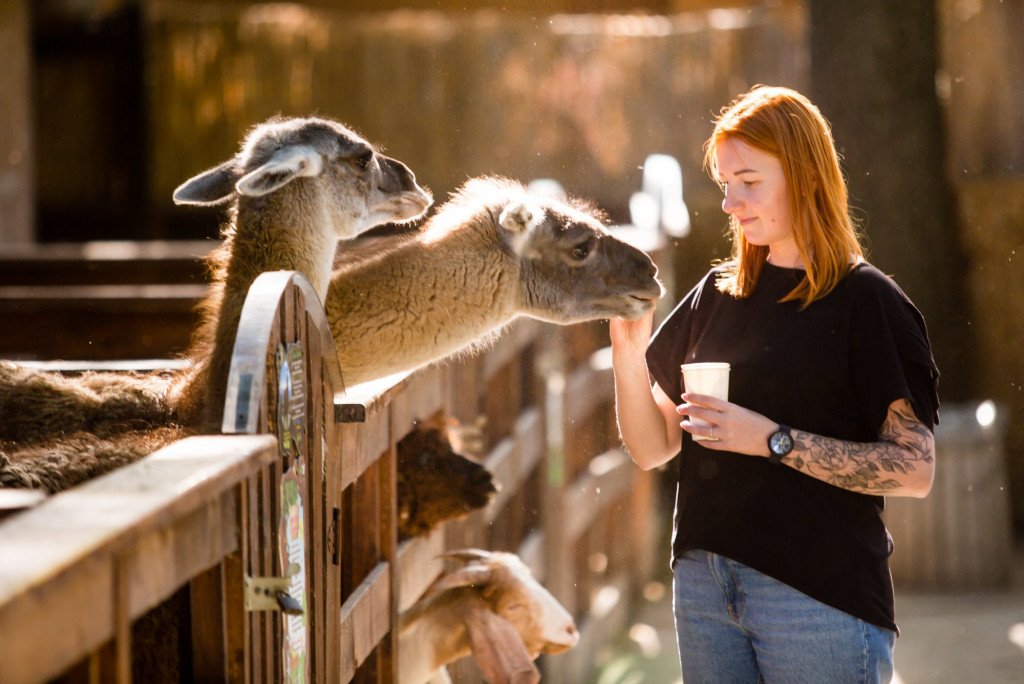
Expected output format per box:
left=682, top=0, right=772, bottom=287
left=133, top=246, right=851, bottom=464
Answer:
left=704, top=85, right=864, bottom=307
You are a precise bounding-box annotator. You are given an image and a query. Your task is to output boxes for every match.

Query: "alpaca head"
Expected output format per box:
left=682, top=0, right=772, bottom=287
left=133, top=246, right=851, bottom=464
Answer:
left=452, top=177, right=664, bottom=323
left=396, top=424, right=498, bottom=541
left=172, top=116, right=432, bottom=239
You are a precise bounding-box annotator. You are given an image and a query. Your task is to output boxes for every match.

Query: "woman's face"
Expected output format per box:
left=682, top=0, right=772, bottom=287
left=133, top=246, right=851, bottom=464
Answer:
left=715, top=137, right=796, bottom=258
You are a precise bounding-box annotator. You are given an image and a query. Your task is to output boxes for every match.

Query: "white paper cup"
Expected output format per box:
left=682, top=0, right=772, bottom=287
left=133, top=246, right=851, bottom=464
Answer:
left=680, top=362, right=730, bottom=441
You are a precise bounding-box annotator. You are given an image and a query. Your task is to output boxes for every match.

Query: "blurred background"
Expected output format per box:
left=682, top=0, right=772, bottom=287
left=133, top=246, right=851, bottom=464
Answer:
left=0, top=0, right=1022, bottom=679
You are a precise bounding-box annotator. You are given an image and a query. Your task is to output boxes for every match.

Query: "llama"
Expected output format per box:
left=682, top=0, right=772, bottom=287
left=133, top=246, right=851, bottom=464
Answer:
left=168, top=115, right=432, bottom=430
left=0, top=116, right=431, bottom=492
left=398, top=549, right=579, bottom=684
left=326, top=176, right=664, bottom=387
left=396, top=418, right=497, bottom=541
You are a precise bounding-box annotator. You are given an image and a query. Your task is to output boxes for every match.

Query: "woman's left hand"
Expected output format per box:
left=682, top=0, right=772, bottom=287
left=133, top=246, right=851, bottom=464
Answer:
left=677, top=393, right=777, bottom=458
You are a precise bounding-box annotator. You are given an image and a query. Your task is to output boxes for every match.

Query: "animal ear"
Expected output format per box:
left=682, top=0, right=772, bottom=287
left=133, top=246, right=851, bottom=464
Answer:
left=235, top=145, right=324, bottom=197
left=173, top=159, right=243, bottom=206
left=498, top=201, right=544, bottom=235
left=338, top=138, right=374, bottom=162
left=499, top=202, right=545, bottom=256
left=464, top=597, right=541, bottom=684
left=428, top=565, right=493, bottom=595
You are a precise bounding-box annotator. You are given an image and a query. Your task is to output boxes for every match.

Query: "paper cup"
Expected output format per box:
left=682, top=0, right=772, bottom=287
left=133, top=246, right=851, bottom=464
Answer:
left=680, top=362, right=730, bottom=441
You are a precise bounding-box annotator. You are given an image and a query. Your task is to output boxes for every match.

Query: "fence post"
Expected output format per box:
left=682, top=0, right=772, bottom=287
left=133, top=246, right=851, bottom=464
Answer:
left=885, top=401, right=1014, bottom=589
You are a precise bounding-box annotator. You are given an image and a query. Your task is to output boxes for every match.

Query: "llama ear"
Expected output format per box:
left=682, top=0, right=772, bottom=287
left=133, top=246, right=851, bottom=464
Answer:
left=173, top=160, right=243, bottom=206
left=464, top=597, right=541, bottom=684
left=235, top=145, right=324, bottom=197
left=499, top=202, right=544, bottom=255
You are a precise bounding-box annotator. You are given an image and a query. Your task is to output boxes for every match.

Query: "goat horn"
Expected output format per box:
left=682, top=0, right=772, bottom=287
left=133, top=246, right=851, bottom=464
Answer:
left=439, top=548, right=492, bottom=564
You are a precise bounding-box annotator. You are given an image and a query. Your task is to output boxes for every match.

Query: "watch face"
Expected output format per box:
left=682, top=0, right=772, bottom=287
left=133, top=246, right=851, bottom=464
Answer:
left=770, top=431, right=793, bottom=455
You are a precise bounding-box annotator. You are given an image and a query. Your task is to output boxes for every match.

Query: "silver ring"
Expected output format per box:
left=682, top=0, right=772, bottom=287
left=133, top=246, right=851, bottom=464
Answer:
left=710, top=426, right=715, bottom=440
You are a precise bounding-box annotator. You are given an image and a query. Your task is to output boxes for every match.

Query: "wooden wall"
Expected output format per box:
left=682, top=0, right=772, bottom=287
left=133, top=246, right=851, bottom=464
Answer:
left=0, top=0, right=33, bottom=244
left=142, top=1, right=805, bottom=262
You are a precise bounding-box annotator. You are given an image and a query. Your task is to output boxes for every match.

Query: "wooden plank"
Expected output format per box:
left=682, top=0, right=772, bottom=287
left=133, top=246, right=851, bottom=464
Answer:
left=338, top=562, right=391, bottom=669
left=562, top=449, right=634, bottom=542
left=15, top=359, right=191, bottom=373
left=480, top=319, right=542, bottom=383
left=0, top=489, right=46, bottom=519
left=334, top=372, right=415, bottom=425
left=395, top=528, right=446, bottom=612
left=0, top=283, right=206, bottom=304
left=563, top=362, right=613, bottom=428
left=339, top=411, right=390, bottom=490
left=0, top=553, right=113, bottom=684
left=0, top=435, right=275, bottom=605
left=225, top=487, right=249, bottom=683
left=390, top=367, right=446, bottom=438
left=483, top=407, right=544, bottom=523
left=380, top=409, right=400, bottom=684
left=517, top=530, right=545, bottom=581
left=190, top=562, right=228, bottom=683
left=308, top=326, right=328, bottom=684
left=112, top=560, right=131, bottom=684
left=123, top=491, right=238, bottom=617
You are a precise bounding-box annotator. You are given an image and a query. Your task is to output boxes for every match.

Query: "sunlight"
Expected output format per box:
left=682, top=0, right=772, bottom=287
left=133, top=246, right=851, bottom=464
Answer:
left=1009, top=622, right=1024, bottom=653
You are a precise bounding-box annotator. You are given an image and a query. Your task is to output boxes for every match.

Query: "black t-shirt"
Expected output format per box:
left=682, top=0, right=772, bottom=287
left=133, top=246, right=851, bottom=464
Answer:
left=646, top=261, right=939, bottom=633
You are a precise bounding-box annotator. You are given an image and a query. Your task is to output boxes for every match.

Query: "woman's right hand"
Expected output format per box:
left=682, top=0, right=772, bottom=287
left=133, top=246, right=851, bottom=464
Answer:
left=609, top=309, right=655, bottom=357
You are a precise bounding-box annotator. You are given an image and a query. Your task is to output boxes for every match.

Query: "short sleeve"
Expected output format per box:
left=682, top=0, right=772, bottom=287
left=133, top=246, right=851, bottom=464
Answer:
left=646, top=273, right=712, bottom=402
left=849, top=268, right=940, bottom=434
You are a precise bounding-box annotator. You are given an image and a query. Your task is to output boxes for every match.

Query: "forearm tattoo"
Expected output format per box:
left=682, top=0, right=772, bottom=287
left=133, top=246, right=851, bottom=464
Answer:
left=786, top=399, right=935, bottom=494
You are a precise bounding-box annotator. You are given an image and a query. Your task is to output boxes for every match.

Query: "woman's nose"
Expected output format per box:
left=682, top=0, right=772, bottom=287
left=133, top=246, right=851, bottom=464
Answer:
left=722, top=189, right=740, bottom=214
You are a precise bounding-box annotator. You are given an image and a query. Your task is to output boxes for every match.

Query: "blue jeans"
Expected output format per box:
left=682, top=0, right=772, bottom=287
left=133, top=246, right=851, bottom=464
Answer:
left=673, top=550, right=895, bottom=684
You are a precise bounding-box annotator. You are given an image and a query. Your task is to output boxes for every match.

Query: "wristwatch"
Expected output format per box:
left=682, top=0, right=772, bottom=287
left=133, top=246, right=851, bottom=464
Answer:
left=767, top=424, right=793, bottom=465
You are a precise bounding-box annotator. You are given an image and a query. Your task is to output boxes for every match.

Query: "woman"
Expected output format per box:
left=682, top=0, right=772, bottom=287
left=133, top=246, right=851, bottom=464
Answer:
left=611, top=86, right=939, bottom=682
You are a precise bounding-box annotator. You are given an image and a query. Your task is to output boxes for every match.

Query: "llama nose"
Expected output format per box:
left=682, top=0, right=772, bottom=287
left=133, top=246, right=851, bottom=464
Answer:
left=566, top=623, right=579, bottom=640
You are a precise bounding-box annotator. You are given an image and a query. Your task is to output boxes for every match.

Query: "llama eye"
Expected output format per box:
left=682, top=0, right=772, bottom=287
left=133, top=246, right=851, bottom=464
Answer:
left=570, top=242, right=592, bottom=261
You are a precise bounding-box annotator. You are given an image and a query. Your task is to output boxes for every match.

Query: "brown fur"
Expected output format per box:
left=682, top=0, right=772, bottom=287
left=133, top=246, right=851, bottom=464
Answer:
left=0, top=426, right=189, bottom=493
left=0, top=362, right=176, bottom=444
left=396, top=426, right=497, bottom=541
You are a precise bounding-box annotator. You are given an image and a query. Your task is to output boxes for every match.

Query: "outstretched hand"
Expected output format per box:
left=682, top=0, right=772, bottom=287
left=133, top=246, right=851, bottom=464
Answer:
left=677, top=392, right=776, bottom=458
left=609, top=309, right=655, bottom=357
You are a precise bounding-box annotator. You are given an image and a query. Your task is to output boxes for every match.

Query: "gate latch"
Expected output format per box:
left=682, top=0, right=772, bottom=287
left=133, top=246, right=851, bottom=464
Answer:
left=245, top=564, right=303, bottom=615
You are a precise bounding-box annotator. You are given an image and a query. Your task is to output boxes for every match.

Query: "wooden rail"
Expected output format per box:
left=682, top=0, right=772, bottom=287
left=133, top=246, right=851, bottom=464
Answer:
left=0, top=434, right=277, bottom=683
left=0, top=221, right=668, bottom=682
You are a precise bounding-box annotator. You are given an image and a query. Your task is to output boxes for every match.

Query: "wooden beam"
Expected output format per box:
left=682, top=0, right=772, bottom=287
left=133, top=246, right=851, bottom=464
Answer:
left=338, top=562, right=391, bottom=669
left=563, top=449, right=634, bottom=542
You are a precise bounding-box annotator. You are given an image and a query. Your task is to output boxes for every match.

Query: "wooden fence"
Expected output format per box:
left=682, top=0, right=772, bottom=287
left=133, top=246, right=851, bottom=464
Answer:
left=0, top=236, right=665, bottom=682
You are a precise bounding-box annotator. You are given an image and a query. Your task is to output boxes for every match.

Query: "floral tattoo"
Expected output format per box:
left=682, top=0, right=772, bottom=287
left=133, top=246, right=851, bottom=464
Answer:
left=786, top=399, right=934, bottom=494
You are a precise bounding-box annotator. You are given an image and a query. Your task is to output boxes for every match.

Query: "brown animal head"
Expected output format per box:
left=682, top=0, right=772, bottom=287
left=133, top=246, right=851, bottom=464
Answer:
left=396, top=422, right=498, bottom=541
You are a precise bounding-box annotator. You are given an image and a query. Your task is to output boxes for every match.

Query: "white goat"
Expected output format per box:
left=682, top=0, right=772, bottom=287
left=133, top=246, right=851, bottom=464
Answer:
left=398, top=549, right=579, bottom=684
